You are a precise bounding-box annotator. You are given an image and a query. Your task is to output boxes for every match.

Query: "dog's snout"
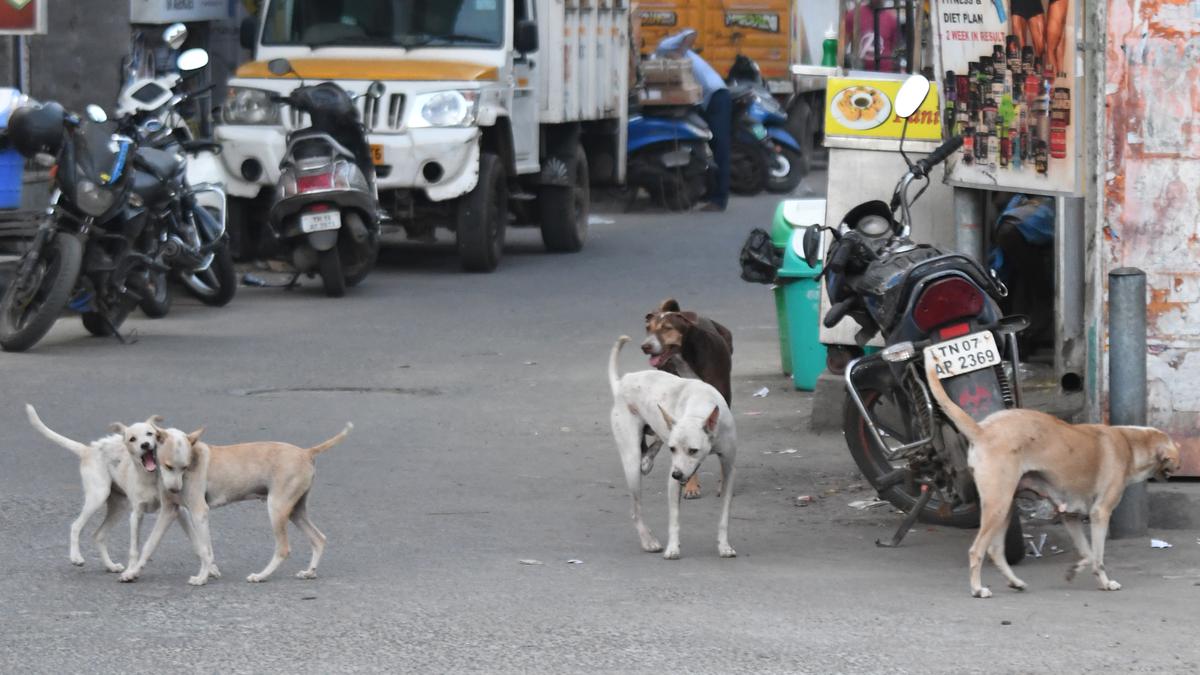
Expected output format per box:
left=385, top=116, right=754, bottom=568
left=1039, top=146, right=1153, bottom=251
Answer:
left=640, top=341, right=654, bottom=354
left=671, top=470, right=684, bottom=481
left=141, top=441, right=153, bottom=451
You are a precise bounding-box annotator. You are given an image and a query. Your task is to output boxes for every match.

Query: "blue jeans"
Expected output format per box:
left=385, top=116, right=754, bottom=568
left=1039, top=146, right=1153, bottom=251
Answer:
left=702, top=89, right=732, bottom=209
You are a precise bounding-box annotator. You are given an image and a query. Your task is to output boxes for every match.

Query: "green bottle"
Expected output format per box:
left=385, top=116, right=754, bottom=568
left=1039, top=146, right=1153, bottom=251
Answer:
left=821, top=26, right=837, bottom=67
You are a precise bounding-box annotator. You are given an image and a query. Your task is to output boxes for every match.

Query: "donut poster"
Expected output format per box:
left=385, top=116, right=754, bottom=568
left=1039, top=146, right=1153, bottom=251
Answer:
left=823, top=76, right=942, bottom=142
left=931, top=0, right=1082, bottom=195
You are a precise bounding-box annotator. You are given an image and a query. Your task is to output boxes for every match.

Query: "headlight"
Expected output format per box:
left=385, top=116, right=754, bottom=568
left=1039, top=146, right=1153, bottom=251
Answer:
left=221, top=87, right=280, bottom=125
left=406, top=90, right=479, bottom=128
left=75, top=178, right=116, bottom=216
left=858, top=215, right=892, bottom=237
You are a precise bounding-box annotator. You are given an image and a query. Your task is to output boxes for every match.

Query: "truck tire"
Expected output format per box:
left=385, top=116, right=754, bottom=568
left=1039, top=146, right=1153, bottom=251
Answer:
left=539, top=143, right=589, bottom=253
left=456, top=152, right=507, bottom=273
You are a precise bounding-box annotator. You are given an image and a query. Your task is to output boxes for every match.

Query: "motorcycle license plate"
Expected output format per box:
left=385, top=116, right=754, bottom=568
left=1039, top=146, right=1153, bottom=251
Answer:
left=924, top=331, right=1000, bottom=379
left=370, top=144, right=384, bottom=165
left=300, top=210, right=342, bottom=233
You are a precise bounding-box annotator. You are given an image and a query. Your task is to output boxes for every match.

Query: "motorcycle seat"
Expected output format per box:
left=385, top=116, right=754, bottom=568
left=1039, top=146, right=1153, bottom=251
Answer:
left=134, top=147, right=183, bottom=181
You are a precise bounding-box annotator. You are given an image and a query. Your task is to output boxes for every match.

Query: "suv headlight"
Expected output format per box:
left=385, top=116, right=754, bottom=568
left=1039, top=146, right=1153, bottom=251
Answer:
left=221, top=87, right=280, bottom=125
left=406, top=90, right=479, bottom=128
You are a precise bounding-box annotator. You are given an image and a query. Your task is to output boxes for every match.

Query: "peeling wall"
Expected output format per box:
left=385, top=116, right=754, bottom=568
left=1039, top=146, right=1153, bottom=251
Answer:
left=1105, top=0, right=1200, bottom=475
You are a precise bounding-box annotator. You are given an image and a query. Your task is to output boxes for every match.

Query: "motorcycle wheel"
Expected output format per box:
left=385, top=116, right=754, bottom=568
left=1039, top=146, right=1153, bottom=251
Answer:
left=765, top=146, right=805, bottom=194
left=138, top=269, right=172, bottom=318
left=178, top=207, right=237, bottom=307
left=842, top=360, right=981, bottom=529
left=0, top=232, right=83, bottom=353
left=342, top=214, right=379, bottom=288
left=318, top=248, right=346, bottom=298
left=729, top=141, right=767, bottom=195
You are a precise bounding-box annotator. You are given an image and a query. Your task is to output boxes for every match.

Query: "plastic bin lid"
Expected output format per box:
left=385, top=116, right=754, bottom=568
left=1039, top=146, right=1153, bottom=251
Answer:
left=771, top=198, right=827, bottom=248
left=777, top=227, right=822, bottom=279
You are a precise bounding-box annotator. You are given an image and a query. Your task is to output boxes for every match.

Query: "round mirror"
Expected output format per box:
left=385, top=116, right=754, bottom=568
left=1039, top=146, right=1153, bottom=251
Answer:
left=85, top=104, right=108, bottom=124
left=267, top=58, right=294, bottom=77
left=163, top=23, right=188, bottom=50
left=801, top=226, right=822, bottom=268
left=176, top=48, right=210, bottom=73
left=894, top=75, right=930, bottom=119
left=366, top=81, right=386, bottom=99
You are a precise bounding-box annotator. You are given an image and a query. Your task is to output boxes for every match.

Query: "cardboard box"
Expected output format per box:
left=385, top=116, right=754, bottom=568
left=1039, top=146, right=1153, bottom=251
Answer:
left=639, top=82, right=703, bottom=106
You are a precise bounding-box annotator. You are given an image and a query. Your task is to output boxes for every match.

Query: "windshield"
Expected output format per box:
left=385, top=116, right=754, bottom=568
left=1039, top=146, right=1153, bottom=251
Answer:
left=262, top=0, right=504, bottom=49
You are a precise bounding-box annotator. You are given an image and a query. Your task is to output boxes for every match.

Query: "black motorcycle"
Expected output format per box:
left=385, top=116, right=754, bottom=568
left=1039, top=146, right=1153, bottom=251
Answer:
left=801, top=75, right=1027, bottom=562
left=0, top=101, right=222, bottom=351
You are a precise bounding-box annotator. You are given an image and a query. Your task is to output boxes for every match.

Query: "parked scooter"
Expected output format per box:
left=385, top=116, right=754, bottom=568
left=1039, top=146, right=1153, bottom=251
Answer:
left=626, top=105, right=713, bottom=211
left=727, top=55, right=805, bottom=194
left=264, top=59, right=382, bottom=297
left=800, top=75, right=1027, bottom=563
left=115, top=38, right=236, bottom=314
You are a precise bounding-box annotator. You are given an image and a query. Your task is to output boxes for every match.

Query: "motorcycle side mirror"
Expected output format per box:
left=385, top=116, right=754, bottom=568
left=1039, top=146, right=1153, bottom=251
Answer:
left=894, top=74, right=930, bottom=119
left=366, top=81, right=386, bottom=100
left=995, top=314, right=1031, bottom=334
left=268, top=58, right=296, bottom=77
left=177, top=48, right=210, bottom=73
left=85, top=104, right=108, bottom=124
left=163, top=23, right=188, bottom=50
left=801, top=226, right=822, bottom=268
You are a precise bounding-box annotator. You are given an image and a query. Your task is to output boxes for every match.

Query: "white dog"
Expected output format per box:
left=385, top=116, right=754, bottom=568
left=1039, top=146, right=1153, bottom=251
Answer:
left=608, top=336, right=737, bottom=559
left=25, top=404, right=215, bottom=576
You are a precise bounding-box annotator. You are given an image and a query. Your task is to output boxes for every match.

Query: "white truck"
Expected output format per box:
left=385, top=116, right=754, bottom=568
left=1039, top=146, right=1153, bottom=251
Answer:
left=217, top=0, right=630, bottom=272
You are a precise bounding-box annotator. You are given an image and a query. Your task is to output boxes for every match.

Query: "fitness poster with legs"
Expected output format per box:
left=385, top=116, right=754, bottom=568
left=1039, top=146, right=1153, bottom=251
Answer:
left=931, top=1, right=1081, bottom=196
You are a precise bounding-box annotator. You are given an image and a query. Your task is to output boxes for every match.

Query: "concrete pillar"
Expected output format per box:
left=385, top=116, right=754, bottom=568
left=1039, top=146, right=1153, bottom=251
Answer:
left=1108, top=267, right=1148, bottom=539
left=952, top=187, right=985, bottom=262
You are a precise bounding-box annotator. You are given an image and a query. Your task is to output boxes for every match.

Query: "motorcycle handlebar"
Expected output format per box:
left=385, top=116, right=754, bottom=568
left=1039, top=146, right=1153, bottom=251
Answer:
left=911, top=136, right=963, bottom=179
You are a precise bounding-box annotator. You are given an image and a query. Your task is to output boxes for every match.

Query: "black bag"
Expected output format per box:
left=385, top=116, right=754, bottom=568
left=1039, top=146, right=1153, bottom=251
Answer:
left=739, top=228, right=782, bottom=284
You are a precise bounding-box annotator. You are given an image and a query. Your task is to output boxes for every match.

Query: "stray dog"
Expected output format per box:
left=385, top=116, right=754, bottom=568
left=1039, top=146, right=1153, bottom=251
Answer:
left=642, top=298, right=734, bottom=499
left=609, top=336, right=736, bottom=559
left=26, top=404, right=212, bottom=575
left=120, top=422, right=352, bottom=584
left=925, top=359, right=1180, bottom=598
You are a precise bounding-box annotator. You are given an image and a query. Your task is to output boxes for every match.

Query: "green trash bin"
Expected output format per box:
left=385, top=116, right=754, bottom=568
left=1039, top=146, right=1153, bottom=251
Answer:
left=770, top=199, right=826, bottom=376
left=778, top=228, right=827, bottom=391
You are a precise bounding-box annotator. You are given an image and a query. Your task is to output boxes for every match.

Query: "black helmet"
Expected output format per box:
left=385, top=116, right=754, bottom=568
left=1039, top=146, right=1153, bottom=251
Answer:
left=7, top=101, right=66, bottom=158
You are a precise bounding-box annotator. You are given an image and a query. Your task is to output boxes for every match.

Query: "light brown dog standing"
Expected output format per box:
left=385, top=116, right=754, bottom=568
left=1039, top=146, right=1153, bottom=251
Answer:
left=924, top=358, right=1180, bottom=598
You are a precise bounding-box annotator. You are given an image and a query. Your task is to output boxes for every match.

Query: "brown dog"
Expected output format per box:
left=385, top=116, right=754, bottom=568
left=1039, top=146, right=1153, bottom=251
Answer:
left=642, top=298, right=733, bottom=498
left=925, top=358, right=1180, bottom=598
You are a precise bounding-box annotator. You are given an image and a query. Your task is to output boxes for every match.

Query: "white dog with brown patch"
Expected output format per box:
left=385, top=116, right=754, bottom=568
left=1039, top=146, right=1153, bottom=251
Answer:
left=608, top=336, right=737, bottom=560
left=25, top=404, right=215, bottom=576
left=119, top=422, right=351, bottom=585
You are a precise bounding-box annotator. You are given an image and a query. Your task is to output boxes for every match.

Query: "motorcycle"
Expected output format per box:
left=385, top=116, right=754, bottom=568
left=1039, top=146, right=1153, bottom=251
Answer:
left=800, top=75, right=1027, bottom=563
left=264, top=59, right=383, bottom=297
left=115, top=40, right=236, bottom=315
left=0, top=97, right=223, bottom=351
left=626, top=104, right=713, bottom=211
left=727, top=55, right=805, bottom=194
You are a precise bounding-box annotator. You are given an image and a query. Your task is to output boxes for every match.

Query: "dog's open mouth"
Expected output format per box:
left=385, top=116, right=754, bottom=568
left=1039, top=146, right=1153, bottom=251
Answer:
left=648, top=348, right=678, bottom=369
left=140, top=449, right=157, bottom=473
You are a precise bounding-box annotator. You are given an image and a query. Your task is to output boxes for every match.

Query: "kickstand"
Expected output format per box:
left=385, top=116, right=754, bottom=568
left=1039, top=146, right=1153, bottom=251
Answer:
left=104, top=315, right=137, bottom=346
left=283, top=272, right=302, bottom=290
left=876, top=483, right=933, bottom=549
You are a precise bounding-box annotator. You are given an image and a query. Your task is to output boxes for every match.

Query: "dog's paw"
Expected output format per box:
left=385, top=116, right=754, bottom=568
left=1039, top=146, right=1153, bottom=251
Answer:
left=1007, top=579, right=1027, bottom=591
left=208, top=564, right=221, bottom=579
left=972, top=587, right=993, bottom=599
left=1101, top=579, right=1122, bottom=591
left=105, top=562, right=125, bottom=573
left=296, top=569, right=317, bottom=580
left=682, top=486, right=702, bottom=500
left=70, top=555, right=85, bottom=567
left=640, top=536, right=662, bottom=553
left=118, top=570, right=139, bottom=583
left=246, top=573, right=268, bottom=583
left=1065, top=560, right=1088, bottom=582
left=718, top=544, right=737, bottom=558
left=187, top=574, right=209, bottom=587
left=663, top=546, right=681, bottom=560
left=640, top=456, right=655, bottom=476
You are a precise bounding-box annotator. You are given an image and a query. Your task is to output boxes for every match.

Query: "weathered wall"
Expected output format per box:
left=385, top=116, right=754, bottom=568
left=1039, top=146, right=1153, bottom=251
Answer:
left=1105, top=0, right=1200, bottom=475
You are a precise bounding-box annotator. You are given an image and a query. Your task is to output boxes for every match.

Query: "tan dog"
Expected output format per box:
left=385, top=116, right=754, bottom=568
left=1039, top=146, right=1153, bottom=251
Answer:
left=120, top=423, right=351, bottom=585
left=925, top=359, right=1180, bottom=598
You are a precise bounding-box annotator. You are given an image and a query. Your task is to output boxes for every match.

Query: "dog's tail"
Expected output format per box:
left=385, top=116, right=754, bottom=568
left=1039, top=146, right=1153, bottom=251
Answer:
left=25, top=404, right=91, bottom=459
left=923, top=358, right=983, bottom=444
left=306, top=422, right=353, bottom=457
left=609, top=336, right=630, bottom=397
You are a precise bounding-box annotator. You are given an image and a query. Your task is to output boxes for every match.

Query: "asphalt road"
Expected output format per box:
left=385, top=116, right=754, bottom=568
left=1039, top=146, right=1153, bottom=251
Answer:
left=2, top=183, right=1199, bottom=673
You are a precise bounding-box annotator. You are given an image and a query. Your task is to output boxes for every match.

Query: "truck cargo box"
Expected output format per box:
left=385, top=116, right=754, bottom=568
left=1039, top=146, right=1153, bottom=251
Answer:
left=538, top=0, right=632, bottom=124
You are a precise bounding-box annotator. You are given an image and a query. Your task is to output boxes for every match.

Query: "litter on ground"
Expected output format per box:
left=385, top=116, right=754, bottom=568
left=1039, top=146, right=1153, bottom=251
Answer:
left=519, top=559, right=544, bottom=566
left=1151, top=539, right=1173, bottom=549
left=752, top=387, right=770, bottom=398
left=848, top=499, right=889, bottom=510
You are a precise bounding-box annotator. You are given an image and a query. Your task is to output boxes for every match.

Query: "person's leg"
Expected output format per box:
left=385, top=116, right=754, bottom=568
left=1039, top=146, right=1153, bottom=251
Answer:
left=1029, top=14, right=1046, bottom=58
left=1011, top=15, right=1027, bottom=49
left=1046, top=0, right=1067, bottom=76
left=703, top=89, right=732, bottom=210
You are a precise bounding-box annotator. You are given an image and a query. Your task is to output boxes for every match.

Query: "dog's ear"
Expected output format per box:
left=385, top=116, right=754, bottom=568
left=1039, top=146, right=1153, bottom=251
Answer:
left=144, top=414, right=164, bottom=427
left=645, top=312, right=656, bottom=324
left=155, top=427, right=168, bottom=444
left=186, top=427, right=205, bottom=445
left=676, top=311, right=699, bottom=328
left=109, top=422, right=128, bottom=436
left=704, top=406, right=720, bottom=435
left=659, top=298, right=681, bottom=313
left=658, top=404, right=676, bottom=431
